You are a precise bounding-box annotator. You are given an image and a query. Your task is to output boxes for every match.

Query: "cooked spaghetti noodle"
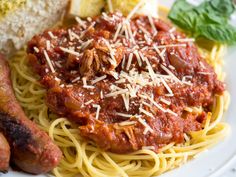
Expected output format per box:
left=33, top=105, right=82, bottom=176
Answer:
left=6, top=4, right=230, bottom=177
left=8, top=42, right=230, bottom=177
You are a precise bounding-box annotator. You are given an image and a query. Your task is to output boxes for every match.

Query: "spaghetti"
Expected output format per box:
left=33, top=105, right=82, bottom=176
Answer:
left=8, top=43, right=230, bottom=177
left=8, top=6, right=230, bottom=177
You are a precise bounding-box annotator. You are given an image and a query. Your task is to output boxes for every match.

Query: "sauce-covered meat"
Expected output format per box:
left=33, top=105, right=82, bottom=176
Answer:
left=27, top=13, right=224, bottom=153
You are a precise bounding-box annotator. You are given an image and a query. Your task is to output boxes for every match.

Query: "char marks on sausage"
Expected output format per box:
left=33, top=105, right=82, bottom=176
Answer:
left=0, top=54, right=62, bottom=174
left=27, top=13, right=225, bottom=153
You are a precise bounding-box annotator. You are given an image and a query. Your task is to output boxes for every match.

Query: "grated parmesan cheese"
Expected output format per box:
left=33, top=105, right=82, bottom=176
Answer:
left=156, top=44, right=187, bottom=49
left=137, top=117, right=154, bottom=134
left=126, top=0, right=146, bottom=20
left=71, top=76, right=80, bottom=83
left=160, top=64, right=182, bottom=84
left=84, top=100, right=94, bottom=105
left=48, top=31, right=56, bottom=39
left=119, top=121, right=136, bottom=126
left=148, top=15, right=157, bottom=34
left=46, top=40, right=51, bottom=50
left=60, top=47, right=81, bottom=57
left=184, top=107, right=193, bottom=113
left=75, top=17, right=86, bottom=29
left=126, top=53, right=134, bottom=70
left=177, top=38, right=195, bottom=42
left=79, top=22, right=95, bottom=38
left=91, top=75, right=107, bottom=84
left=134, top=50, right=142, bottom=66
left=122, top=93, right=130, bottom=111
left=100, top=90, right=104, bottom=99
left=160, top=98, right=171, bottom=105
left=105, top=89, right=129, bottom=98
left=139, top=107, right=155, bottom=119
left=92, top=104, right=101, bottom=119
left=166, top=109, right=178, bottom=116
left=43, top=50, right=55, bottom=73
left=33, top=47, right=39, bottom=53
left=160, top=77, right=173, bottom=95
left=116, top=112, right=133, bottom=118
left=81, top=39, right=93, bottom=50
left=113, top=23, right=122, bottom=41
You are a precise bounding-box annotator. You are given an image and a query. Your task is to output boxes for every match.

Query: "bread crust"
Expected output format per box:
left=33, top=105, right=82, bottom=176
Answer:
left=0, top=0, right=69, bottom=56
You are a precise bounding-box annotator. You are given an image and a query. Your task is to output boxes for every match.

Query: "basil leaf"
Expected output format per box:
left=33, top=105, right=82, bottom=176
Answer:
left=168, top=0, right=236, bottom=44
left=168, top=0, right=197, bottom=31
left=202, top=12, right=228, bottom=25
left=168, top=0, right=194, bottom=18
left=196, top=24, right=236, bottom=44
left=210, top=0, right=235, bottom=16
left=173, top=11, right=198, bottom=32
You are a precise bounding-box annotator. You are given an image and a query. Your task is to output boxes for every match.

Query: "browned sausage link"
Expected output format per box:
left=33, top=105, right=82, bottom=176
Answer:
left=0, top=54, right=62, bottom=174
left=0, top=132, right=10, bottom=173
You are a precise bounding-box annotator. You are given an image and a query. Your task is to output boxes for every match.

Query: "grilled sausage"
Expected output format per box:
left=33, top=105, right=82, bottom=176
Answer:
left=0, top=54, right=62, bottom=174
left=0, top=132, right=10, bottom=172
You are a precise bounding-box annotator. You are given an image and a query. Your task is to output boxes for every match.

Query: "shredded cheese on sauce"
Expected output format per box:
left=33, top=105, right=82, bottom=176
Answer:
left=43, top=50, right=55, bottom=73
left=91, top=75, right=107, bottom=84
left=59, top=47, right=81, bottom=57
left=92, top=104, right=101, bottom=120
left=119, top=121, right=136, bottom=126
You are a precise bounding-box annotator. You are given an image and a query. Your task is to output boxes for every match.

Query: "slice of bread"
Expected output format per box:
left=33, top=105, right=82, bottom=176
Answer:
left=0, top=0, right=69, bottom=56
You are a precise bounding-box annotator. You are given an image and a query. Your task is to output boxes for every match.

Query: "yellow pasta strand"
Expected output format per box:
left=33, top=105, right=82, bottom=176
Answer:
left=8, top=25, right=229, bottom=177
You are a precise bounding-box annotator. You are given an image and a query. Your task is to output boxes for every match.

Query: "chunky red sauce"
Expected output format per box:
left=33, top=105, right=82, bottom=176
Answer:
left=27, top=12, right=224, bottom=153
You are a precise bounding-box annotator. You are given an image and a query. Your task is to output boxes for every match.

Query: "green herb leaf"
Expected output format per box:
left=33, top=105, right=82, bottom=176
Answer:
left=196, top=24, right=236, bottom=44
left=168, top=0, right=196, bottom=31
left=168, top=0, right=236, bottom=44
left=210, top=0, right=235, bottom=16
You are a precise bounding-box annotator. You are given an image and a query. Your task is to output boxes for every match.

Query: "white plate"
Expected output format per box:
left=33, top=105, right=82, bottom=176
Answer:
left=2, top=0, right=236, bottom=177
